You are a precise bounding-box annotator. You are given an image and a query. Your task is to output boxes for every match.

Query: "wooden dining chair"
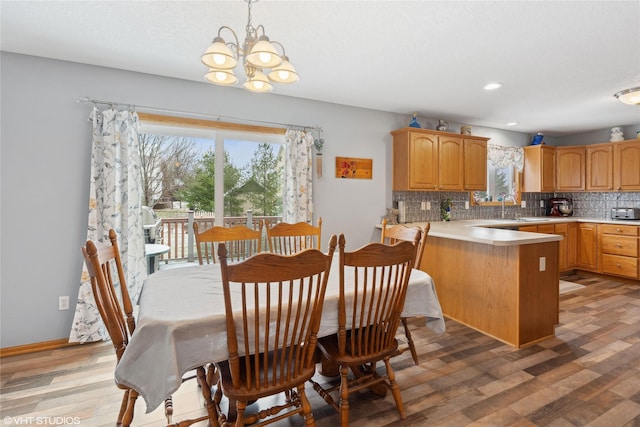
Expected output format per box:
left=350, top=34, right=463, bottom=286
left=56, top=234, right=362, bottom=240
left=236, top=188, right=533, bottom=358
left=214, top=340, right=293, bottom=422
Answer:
left=194, top=222, right=262, bottom=264
left=213, top=234, right=338, bottom=427
left=380, top=219, right=430, bottom=364
left=265, top=217, right=322, bottom=255
left=82, top=229, right=217, bottom=427
left=309, top=233, right=419, bottom=427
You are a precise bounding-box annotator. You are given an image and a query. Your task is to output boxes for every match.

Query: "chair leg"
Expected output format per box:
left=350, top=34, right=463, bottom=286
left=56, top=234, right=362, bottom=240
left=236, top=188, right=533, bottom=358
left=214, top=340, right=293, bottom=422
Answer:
left=402, top=317, right=419, bottom=364
left=196, top=365, right=220, bottom=427
left=339, top=365, right=350, bottom=427
left=297, top=384, right=316, bottom=426
left=117, top=391, right=128, bottom=425
left=121, top=389, right=138, bottom=427
left=164, top=397, right=174, bottom=425
left=234, top=400, right=247, bottom=427
left=383, top=358, right=406, bottom=420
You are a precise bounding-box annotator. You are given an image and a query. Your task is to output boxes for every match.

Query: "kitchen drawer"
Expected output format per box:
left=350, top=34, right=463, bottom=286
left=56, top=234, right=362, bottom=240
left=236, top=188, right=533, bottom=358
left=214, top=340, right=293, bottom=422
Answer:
left=537, top=224, right=555, bottom=234
left=600, top=254, right=638, bottom=279
left=600, top=235, right=638, bottom=257
left=554, top=223, right=568, bottom=233
left=600, top=224, right=639, bottom=236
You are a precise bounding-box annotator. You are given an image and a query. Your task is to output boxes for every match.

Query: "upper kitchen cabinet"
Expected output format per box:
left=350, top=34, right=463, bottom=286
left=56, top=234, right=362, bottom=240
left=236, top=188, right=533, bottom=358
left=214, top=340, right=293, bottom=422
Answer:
left=438, top=135, right=463, bottom=190
left=613, top=140, right=640, bottom=191
left=523, top=145, right=555, bottom=192
left=585, top=143, right=613, bottom=191
left=555, top=146, right=585, bottom=191
left=391, top=128, right=489, bottom=191
left=463, top=138, right=488, bottom=191
left=391, top=128, right=438, bottom=190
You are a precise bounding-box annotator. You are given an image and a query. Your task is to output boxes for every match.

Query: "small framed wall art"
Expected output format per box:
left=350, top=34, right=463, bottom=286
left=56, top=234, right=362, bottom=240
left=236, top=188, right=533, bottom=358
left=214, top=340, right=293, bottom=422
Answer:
left=335, top=156, right=372, bottom=179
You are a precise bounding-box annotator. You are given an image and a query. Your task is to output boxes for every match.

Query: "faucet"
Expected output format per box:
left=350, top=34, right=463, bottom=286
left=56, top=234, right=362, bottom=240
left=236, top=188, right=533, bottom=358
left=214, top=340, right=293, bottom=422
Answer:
left=501, top=193, right=515, bottom=219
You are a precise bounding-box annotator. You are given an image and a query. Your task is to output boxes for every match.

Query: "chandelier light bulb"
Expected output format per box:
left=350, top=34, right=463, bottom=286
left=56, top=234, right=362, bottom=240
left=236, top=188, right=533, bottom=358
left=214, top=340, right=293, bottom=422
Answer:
left=277, top=70, right=290, bottom=80
left=212, top=54, right=227, bottom=66
left=258, top=52, right=273, bottom=65
left=268, top=56, right=299, bottom=84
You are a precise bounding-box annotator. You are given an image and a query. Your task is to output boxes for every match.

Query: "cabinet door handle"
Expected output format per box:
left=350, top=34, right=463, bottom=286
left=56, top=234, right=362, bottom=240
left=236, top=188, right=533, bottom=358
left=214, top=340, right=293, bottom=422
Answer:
left=615, top=243, right=623, bottom=248
left=616, top=228, right=623, bottom=232
left=616, top=263, right=622, bottom=268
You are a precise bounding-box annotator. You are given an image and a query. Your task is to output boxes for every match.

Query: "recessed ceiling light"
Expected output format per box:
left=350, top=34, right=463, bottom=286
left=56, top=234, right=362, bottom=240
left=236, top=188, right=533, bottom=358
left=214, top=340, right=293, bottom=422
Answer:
left=506, top=122, right=518, bottom=126
left=484, top=82, right=503, bottom=91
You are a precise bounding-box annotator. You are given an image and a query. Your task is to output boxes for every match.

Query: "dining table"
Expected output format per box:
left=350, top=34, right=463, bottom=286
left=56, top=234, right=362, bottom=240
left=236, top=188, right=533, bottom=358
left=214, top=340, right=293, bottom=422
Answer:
left=115, top=255, right=445, bottom=413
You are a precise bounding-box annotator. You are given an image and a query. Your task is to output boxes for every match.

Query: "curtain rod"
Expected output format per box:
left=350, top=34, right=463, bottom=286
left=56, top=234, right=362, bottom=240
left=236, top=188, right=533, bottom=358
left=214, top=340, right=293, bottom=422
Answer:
left=76, top=96, right=322, bottom=133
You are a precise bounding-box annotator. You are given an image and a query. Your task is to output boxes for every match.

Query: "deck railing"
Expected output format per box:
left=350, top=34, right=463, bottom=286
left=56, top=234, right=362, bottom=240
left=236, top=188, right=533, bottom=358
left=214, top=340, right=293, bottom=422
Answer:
left=157, top=211, right=281, bottom=265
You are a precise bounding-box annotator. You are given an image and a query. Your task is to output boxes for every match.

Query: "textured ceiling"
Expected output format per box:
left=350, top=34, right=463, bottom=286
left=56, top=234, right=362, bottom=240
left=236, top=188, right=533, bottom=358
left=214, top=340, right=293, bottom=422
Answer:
left=2, top=0, right=639, bottom=136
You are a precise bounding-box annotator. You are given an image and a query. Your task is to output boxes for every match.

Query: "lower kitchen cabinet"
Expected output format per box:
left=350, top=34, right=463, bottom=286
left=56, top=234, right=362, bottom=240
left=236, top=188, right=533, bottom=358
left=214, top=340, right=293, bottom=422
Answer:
left=577, top=223, right=598, bottom=271
left=520, top=222, right=577, bottom=272
left=598, top=224, right=639, bottom=279
left=520, top=221, right=638, bottom=279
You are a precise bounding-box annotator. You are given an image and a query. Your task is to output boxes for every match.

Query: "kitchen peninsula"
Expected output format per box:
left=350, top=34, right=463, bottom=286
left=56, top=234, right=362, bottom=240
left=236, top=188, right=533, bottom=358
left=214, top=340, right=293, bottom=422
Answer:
left=407, top=220, right=562, bottom=348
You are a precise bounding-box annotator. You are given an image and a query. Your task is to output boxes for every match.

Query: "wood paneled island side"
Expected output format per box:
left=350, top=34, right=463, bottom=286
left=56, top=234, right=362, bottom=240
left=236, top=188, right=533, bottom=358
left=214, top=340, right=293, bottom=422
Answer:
left=407, top=220, right=561, bottom=348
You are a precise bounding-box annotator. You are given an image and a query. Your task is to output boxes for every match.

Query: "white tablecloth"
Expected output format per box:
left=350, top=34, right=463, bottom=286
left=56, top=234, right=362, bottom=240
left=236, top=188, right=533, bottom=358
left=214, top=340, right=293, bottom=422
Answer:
left=115, top=259, right=445, bottom=412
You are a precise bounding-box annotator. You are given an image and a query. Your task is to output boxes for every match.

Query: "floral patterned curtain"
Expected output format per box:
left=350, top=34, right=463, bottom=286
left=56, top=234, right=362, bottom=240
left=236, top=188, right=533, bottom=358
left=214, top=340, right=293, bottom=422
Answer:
left=69, top=106, right=147, bottom=343
left=487, top=144, right=525, bottom=172
left=282, top=129, right=314, bottom=223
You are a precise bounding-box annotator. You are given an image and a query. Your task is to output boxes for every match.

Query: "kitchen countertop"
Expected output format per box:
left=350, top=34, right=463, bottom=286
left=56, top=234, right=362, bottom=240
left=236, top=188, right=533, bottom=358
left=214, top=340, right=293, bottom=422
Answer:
left=381, top=217, right=640, bottom=247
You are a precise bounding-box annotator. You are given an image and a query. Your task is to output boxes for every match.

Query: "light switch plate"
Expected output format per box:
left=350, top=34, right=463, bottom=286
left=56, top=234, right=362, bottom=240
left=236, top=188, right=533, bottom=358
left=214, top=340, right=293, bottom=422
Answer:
left=521, top=200, right=527, bottom=208
left=539, top=257, right=546, bottom=271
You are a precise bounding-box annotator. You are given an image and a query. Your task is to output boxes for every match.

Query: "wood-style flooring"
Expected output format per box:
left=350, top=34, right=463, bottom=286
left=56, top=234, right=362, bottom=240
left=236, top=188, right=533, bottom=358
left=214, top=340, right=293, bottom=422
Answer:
left=1, top=273, right=639, bottom=426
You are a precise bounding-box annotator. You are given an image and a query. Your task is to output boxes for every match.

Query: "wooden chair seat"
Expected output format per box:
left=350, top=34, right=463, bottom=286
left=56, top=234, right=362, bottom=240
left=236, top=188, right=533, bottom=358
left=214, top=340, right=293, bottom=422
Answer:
left=216, top=352, right=316, bottom=402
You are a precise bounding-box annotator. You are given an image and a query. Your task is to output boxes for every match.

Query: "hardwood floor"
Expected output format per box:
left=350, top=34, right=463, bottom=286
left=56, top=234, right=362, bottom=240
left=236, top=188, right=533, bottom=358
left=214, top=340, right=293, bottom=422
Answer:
left=2, top=273, right=639, bottom=426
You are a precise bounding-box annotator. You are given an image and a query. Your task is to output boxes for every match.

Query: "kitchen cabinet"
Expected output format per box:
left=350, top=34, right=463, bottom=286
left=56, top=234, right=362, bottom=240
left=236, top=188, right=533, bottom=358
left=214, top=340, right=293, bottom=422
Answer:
left=555, top=146, right=585, bottom=191
left=463, top=138, right=487, bottom=191
left=391, top=129, right=438, bottom=190
left=519, top=222, right=577, bottom=271
left=613, top=140, right=640, bottom=191
left=577, top=223, right=598, bottom=271
left=523, top=145, right=555, bottom=192
left=586, top=143, right=613, bottom=191
left=566, top=222, right=578, bottom=268
left=438, top=135, right=463, bottom=190
left=391, top=128, right=489, bottom=191
left=598, top=224, right=639, bottom=279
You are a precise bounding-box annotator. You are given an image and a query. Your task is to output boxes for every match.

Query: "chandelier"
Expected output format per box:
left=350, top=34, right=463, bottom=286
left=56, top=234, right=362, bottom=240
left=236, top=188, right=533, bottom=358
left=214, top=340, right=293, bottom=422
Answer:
left=614, top=87, right=640, bottom=105
left=201, top=0, right=299, bottom=93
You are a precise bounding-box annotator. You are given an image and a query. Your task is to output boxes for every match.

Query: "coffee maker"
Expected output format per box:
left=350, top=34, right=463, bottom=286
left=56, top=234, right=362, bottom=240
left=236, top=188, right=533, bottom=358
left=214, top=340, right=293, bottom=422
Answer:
left=547, top=198, right=573, bottom=217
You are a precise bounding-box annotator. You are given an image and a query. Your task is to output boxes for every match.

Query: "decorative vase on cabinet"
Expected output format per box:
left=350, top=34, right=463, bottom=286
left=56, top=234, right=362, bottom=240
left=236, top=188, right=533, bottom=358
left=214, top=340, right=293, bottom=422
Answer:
left=436, top=120, right=448, bottom=132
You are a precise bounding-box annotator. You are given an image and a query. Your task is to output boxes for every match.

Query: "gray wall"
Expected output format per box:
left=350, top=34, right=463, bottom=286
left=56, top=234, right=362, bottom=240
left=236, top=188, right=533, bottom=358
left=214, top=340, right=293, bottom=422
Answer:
left=1, top=52, right=636, bottom=348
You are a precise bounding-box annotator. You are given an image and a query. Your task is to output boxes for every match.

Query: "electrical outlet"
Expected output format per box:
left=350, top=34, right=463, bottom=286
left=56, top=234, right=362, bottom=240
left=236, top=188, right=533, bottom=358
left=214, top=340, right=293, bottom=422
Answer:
left=521, top=200, right=527, bottom=208
left=421, top=201, right=426, bottom=210
left=58, top=296, right=70, bottom=311
left=426, top=201, right=431, bottom=210
left=540, top=200, right=545, bottom=208
left=539, top=257, right=546, bottom=272
left=465, top=201, right=470, bottom=209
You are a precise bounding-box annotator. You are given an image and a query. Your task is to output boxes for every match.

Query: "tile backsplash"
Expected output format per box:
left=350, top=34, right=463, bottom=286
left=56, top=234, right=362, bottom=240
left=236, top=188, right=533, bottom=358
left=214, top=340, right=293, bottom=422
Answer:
left=391, top=191, right=640, bottom=223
